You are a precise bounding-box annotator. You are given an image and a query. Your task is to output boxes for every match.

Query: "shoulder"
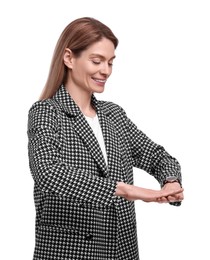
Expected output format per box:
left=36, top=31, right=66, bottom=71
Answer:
left=28, top=99, right=58, bottom=115
left=28, top=99, right=58, bottom=128
left=99, top=100, right=126, bottom=116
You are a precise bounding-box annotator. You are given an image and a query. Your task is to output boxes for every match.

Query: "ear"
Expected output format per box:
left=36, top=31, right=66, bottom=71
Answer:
left=63, top=48, right=74, bottom=69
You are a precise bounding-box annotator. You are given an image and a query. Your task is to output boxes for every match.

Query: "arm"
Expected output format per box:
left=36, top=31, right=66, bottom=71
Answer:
left=27, top=101, right=116, bottom=207
left=118, top=108, right=183, bottom=205
left=125, top=115, right=182, bottom=185
left=115, top=182, right=183, bottom=203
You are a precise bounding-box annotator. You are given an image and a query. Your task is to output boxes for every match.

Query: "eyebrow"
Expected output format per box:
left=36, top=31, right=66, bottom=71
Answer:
left=89, top=53, right=116, bottom=60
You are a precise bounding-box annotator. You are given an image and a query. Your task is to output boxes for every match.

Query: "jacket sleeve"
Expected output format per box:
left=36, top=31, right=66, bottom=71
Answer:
left=123, top=110, right=182, bottom=206
left=27, top=101, right=116, bottom=207
left=120, top=108, right=182, bottom=196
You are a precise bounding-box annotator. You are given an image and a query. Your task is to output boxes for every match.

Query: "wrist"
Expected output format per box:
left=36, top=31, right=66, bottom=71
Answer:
left=115, top=182, right=128, bottom=197
left=163, top=176, right=179, bottom=185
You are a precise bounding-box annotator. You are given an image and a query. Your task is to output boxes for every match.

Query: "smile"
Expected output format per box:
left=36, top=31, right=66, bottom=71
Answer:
left=92, top=78, right=106, bottom=83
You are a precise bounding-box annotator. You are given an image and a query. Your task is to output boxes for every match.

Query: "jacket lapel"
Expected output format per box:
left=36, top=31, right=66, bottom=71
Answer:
left=73, top=114, right=108, bottom=175
left=53, top=85, right=108, bottom=176
left=97, top=104, right=123, bottom=181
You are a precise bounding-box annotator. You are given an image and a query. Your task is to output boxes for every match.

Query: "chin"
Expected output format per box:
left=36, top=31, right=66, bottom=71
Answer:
left=93, top=87, right=105, bottom=94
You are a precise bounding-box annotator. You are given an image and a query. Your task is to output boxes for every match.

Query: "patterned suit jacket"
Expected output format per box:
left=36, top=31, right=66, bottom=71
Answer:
left=27, top=85, right=182, bottom=260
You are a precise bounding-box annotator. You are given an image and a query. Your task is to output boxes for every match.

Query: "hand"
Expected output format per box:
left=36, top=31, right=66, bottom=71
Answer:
left=115, top=182, right=184, bottom=203
left=158, top=182, right=184, bottom=203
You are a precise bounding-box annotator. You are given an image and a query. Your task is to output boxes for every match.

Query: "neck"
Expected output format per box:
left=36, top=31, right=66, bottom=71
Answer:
left=65, top=84, right=96, bottom=117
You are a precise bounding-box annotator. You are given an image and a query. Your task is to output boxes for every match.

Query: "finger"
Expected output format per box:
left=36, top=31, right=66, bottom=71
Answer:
left=167, top=194, right=184, bottom=202
left=156, top=197, right=169, bottom=203
left=175, top=193, right=184, bottom=201
left=167, top=195, right=177, bottom=202
left=162, top=188, right=184, bottom=197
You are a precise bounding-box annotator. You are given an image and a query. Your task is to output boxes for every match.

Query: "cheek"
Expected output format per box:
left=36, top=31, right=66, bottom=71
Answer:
left=83, top=60, right=100, bottom=74
left=73, top=59, right=98, bottom=80
left=85, top=65, right=98, bottom=75
left=109, top=67, right=113, bottom=75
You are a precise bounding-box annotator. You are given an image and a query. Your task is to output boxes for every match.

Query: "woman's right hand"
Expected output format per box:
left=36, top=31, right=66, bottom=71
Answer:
left=115, top=182, right=184, bottom=203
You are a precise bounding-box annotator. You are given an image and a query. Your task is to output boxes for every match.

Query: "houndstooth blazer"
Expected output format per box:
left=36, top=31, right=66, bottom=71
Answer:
left=27, top=85, right=182, bottom=260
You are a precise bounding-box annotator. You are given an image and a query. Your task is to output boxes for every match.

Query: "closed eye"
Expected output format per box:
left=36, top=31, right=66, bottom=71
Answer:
left=91, top=59, right=113, bottom=67
left=92, top=60, right=101, bottom=65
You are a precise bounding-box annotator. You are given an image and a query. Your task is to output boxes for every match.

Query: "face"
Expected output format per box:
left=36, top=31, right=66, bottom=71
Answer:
left=64, top=37, right=116, bottom=95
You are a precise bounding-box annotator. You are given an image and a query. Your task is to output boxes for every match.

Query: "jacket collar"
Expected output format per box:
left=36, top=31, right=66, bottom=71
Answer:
left=52, top=84, right=101, bottom=117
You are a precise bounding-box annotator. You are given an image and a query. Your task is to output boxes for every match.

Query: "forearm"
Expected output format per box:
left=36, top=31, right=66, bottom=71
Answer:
left=125, top=116, right=182, bottom=186
left=115, top=181, right=183, bottom=203
left=29, top=154, right=117, bottom=207
left=115, top=182, right=160, bottom=202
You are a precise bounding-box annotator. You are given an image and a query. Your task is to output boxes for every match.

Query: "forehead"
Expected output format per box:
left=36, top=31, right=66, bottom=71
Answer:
left=84, top=38, right=115, bottom=59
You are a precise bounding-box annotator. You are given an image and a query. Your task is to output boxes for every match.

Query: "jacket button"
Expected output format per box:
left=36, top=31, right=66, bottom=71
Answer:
left=98, top=171, right=104, bottom=177
left=85, top=234, right=93, bottom=241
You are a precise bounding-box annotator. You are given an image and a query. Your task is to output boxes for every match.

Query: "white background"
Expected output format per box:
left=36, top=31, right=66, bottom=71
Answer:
left=0, top=0, right=209, bottom=259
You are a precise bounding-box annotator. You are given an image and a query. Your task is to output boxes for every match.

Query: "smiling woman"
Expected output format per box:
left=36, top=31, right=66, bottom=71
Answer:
left=27, top=17, right=183, bottom=260
left=63, top=38, right=116, bottom=102
left=39, top=17, right=118, bottom=101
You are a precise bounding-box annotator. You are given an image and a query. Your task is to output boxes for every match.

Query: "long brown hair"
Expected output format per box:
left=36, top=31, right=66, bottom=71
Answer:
left=39, top=17, right=119, bottom=100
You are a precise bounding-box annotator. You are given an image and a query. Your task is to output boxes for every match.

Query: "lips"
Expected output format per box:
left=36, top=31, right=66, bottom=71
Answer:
left=92, top=78, right=106, bottom=83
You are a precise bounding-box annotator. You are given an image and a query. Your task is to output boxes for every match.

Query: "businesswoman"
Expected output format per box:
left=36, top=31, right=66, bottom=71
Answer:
left=27, top=17, right=184, bottom=260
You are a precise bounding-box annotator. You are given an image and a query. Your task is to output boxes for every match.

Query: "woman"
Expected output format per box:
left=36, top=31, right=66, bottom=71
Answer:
left=27, top=17, right=184, bottom=260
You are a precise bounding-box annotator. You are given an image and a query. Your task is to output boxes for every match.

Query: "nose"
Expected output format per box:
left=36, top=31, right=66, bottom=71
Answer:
left=100, top=62, right=112, bottom=76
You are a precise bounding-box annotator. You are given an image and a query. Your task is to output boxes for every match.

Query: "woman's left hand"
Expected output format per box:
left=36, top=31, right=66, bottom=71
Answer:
left=158, top=182, right=184, bottom=203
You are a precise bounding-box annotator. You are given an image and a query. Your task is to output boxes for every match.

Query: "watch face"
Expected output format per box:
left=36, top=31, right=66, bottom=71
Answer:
left=166, top=176, right=178, bottom=182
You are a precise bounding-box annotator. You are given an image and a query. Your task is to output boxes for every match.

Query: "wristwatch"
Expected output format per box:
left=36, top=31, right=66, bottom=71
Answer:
left=164, top=176, right=178, bottom=184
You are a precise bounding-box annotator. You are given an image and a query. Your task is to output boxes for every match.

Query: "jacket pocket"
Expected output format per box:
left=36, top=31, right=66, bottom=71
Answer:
left=39, top=195, right=116, bottom=235
left=35, top=224, right=116, bottom=260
